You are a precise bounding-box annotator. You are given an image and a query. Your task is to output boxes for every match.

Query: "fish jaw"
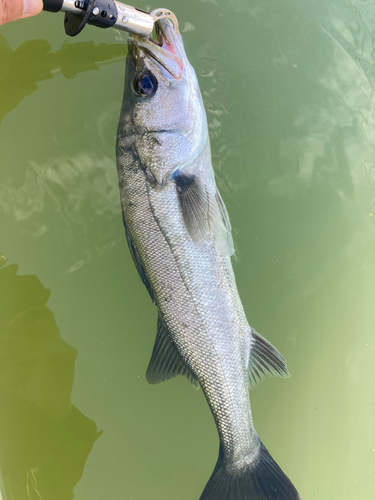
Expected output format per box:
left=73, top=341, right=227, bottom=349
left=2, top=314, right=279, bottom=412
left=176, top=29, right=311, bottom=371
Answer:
left=130, top=18, right=184, bottom=81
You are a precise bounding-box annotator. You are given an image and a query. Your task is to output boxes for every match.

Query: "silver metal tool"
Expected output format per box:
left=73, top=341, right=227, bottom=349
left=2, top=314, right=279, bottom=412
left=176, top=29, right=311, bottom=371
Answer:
left=42, top=1, right=178, bottom=38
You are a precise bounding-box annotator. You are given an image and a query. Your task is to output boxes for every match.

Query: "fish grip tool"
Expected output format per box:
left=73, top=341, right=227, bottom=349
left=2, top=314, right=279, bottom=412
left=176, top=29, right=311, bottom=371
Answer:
left=42, top=1, right=179, bottom=37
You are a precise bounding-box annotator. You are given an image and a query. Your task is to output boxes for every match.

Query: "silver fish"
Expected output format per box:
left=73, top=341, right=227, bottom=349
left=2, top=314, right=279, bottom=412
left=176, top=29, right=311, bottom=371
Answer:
left=116, top=16, right=300, bottom=500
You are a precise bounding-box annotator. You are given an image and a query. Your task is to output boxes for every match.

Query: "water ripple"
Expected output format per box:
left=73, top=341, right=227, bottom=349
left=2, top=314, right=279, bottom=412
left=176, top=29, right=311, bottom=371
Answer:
left=0, top=153, right=120, bottom=225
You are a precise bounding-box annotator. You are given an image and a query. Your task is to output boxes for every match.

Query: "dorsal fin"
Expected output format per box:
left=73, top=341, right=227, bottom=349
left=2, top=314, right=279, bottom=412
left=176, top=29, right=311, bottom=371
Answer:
left=146, top=315, right=199, bottom=388
left=247, top=329, right=290, bottom=390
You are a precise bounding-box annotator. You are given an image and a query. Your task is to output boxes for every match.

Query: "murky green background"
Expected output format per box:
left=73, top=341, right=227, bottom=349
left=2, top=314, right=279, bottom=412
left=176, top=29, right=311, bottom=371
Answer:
left=0, top=0, right=374, bottom=499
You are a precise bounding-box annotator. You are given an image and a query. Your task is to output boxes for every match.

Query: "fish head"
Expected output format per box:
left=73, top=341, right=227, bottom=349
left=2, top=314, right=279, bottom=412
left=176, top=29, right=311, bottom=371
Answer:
left=118, top=18, right=207, bottom=186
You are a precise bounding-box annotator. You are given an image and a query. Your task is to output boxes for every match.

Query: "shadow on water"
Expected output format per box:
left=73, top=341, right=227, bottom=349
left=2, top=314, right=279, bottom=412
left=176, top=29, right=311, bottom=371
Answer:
left=0, top=36, right=127, bottom=126
left=0, top=253, right=101, bottom=500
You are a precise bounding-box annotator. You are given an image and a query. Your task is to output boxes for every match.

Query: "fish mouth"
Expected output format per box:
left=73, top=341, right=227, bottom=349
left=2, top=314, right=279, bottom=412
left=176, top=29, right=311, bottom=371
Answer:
left=129, top=17, right=184, bottom=80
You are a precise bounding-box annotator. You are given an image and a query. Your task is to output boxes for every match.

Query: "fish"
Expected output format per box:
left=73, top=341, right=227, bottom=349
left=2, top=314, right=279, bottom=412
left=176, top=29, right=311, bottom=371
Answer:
left=116, top=15, right=301, bottom=500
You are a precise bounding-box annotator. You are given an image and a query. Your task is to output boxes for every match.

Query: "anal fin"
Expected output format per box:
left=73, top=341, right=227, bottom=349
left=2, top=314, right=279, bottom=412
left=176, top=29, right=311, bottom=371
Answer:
left=247, top=329, right=290, bottom=390
left=146, top=315, right=199, bottom=388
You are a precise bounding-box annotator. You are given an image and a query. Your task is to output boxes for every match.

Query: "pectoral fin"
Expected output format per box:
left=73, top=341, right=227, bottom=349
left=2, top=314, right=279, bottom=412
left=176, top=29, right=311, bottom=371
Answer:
left=174, top=172, right=219, bottom=244
left=174, top=174, right=234, bottom=256
left=247, top=329, right=290, bottom=390
left=146, top=315, right=199, bottom=388
left=215, top=190, right=234, bottom=256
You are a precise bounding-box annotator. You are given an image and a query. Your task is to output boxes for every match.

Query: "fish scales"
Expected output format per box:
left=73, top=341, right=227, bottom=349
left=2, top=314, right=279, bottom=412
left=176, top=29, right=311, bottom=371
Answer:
left=118, top=141, right=255, bottom=464
left=116, top=15, right=301, bottom=500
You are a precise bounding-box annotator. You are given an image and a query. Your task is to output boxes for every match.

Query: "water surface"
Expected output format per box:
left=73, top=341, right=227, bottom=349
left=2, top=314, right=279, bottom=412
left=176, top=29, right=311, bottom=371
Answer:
left=0, top=1, right=374, bottom=499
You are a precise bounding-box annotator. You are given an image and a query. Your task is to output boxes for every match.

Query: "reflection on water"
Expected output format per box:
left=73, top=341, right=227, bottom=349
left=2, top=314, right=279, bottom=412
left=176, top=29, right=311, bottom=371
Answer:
left=0, top=153, right=120, bottom=224
left=0, top=37, right=124, bottom=273
left=0, top=36, right=126, bottom=126
left=0, top=151, right=121, bottom=273
left=0, top=254, right=101, bottom=500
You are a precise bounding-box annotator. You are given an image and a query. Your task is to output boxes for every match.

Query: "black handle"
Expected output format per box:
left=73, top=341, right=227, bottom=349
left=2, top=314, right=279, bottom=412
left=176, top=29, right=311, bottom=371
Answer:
left=42, top=0, right=64, bottom=12
left=42, top=0, right=118, bottom=36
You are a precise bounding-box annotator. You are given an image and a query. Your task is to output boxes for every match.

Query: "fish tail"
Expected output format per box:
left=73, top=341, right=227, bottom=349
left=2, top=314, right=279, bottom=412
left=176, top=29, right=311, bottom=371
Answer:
left=200, top=440, right=301, bottom=500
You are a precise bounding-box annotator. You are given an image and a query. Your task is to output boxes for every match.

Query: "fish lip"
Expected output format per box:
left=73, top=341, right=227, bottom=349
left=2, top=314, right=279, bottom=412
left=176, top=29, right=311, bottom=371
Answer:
left=129, top=18, right=184, bottom=80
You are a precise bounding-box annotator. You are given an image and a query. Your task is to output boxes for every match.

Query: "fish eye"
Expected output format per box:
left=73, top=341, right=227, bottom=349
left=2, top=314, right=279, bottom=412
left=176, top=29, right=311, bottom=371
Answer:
left=134, top=72, right=158, bottom=98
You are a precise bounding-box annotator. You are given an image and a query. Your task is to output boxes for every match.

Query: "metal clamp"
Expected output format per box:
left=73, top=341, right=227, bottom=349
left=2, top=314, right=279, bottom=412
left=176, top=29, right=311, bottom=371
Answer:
left=150, top=8, right=179, bottom=34
left=113, top=3, right=154, bottom=37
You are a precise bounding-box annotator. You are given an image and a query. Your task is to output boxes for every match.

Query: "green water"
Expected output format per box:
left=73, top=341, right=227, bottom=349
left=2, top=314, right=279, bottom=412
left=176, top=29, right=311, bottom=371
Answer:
left=0, top=0, right=375, bottom=498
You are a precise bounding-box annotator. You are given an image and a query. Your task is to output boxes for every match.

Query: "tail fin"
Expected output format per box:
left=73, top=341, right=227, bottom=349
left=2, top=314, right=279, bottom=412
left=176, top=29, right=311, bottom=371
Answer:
left=200, top=441, right=300, bottom=500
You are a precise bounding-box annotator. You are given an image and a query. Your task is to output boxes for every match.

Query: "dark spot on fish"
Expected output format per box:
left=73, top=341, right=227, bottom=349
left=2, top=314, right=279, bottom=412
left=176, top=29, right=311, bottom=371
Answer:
left=173, top=170, right=195, bottom=191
